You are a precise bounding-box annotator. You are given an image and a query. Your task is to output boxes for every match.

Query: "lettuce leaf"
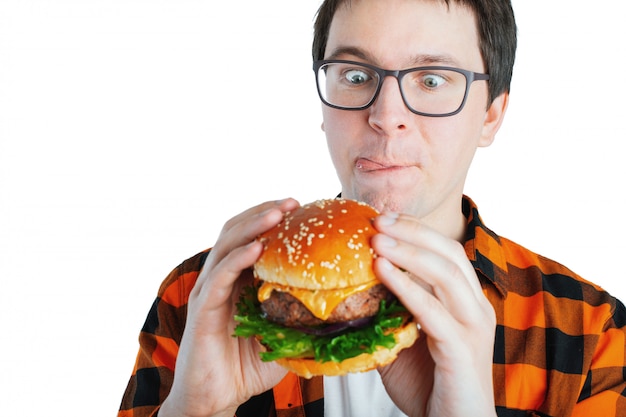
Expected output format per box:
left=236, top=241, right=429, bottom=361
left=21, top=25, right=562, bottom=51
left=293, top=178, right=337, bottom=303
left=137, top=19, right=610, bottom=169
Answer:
left=233, top=285, right=408, bottom=363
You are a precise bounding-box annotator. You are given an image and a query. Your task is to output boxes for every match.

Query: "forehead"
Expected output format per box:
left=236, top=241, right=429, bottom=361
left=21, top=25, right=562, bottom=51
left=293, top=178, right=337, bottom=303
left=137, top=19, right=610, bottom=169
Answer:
left=325, top=0, right=483, bottom=70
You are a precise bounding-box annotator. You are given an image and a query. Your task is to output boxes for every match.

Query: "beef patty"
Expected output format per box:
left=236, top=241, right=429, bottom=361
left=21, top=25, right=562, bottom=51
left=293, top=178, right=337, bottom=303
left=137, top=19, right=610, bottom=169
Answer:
left=260, top=284, right=393, bottom=327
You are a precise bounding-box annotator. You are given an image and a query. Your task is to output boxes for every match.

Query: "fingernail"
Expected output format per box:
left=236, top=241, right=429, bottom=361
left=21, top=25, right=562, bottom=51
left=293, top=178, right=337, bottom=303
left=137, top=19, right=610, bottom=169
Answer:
left=275, top=198, right=298, bottom=209
left=378, top=212, right=399, bottom=226
left=379, top=257, right=395, bottom=271
left=377, top=234, right=397, bottom=248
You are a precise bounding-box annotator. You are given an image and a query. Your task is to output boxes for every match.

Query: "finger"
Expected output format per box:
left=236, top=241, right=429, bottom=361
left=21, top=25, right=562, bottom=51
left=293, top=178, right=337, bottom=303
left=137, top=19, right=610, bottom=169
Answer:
left=371, top=221, right=490, bottom=327
left=372, top=238, right=482, bottom=328
left=373, top=212, right=484, bottom=300
left=193, top=240, right=264, bottom=311
left=374, top=256, right=459, bottom=344
left=192, top=198, right=299, bottom=303
left=208, top=198, right=300, bottom=268
left=220, top=198, right=300, bottom=238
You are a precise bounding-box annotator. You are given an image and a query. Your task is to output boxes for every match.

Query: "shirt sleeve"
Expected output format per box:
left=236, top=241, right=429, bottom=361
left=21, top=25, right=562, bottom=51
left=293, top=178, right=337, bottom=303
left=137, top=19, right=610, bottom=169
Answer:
left=117, top=251, right=210, bottom=417
left=571, top=297, right=626, bottom=416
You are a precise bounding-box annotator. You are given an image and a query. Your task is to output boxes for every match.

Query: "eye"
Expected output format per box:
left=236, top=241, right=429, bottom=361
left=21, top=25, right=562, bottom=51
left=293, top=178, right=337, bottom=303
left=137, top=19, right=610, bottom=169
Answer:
left=344, top=69, right=371, bottom=85
left=421, top=73, right=446, bottom=89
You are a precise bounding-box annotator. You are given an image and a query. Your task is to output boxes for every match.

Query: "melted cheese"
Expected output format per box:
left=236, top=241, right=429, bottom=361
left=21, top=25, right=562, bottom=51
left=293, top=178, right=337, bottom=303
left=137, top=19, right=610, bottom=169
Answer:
left=258, top=280, right=378, bottom=320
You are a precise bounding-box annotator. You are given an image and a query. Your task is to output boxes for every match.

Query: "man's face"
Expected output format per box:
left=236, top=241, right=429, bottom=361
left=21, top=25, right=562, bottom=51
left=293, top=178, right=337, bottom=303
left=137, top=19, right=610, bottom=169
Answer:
left=321, top=0, right=503, bottom=230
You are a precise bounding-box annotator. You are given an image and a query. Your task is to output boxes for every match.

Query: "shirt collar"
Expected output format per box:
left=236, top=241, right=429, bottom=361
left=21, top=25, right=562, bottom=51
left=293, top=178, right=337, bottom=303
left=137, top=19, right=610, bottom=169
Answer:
left=462, top=195, right=509, bottom=297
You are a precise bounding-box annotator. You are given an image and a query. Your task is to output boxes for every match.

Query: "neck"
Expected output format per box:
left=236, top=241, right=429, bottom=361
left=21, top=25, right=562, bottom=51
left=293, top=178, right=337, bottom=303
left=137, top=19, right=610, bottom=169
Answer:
left=420, top=202, right=468, bottom=242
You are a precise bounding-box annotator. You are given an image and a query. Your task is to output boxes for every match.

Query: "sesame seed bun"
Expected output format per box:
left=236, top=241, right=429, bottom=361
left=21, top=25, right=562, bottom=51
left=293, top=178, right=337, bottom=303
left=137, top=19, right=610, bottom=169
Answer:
left=254, top=198, right=380, bottom=290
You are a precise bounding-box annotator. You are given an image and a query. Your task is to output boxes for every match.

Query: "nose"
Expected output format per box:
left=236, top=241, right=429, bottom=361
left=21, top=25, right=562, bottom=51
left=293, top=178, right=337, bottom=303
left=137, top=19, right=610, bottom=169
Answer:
left=368, top=76, right=410, bottom=134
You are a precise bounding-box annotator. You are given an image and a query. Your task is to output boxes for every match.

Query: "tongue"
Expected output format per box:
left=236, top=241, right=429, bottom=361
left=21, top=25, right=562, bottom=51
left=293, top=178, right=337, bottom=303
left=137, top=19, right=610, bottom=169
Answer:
left=356, top=158, right=388, bottom=171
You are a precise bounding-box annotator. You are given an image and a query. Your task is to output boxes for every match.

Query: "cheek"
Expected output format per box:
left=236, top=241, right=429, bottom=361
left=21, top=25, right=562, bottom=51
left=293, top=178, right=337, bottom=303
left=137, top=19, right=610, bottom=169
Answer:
left=322, top=107, right=361, bottom=154
left=421, top=115, right=483, bottom=170
left=434, top=98, right=488, bottom=148
left=463, top=89, right=491, bottom=138
left=322, top=109, right=349, bottom=170
left=322, top=106, right=349, bottom=135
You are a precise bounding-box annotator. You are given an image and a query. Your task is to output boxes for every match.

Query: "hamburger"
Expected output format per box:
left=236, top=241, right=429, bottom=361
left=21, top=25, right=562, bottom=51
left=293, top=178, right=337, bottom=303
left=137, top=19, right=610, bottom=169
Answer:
left=234, top=198, right=419, bottom=378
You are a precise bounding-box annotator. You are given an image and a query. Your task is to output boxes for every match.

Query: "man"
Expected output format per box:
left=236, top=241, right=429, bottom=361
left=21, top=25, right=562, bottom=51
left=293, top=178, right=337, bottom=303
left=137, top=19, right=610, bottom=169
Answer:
left=118, top=1, right=626, bottom=416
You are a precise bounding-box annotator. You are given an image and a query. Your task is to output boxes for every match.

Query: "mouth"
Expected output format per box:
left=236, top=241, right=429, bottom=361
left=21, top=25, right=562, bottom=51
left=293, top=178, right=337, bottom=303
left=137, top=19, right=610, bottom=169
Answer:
left=355, top=158, right=410, bottom=173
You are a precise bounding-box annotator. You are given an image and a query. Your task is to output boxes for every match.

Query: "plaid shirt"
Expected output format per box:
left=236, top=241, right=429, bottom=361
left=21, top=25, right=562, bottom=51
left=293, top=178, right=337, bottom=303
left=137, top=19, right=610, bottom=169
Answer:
left=118, top=196, right=626, bottom=417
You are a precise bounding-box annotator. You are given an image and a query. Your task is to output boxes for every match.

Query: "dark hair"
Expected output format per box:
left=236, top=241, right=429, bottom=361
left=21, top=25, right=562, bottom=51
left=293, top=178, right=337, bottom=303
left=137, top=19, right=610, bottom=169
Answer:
left=312, top=0, right=517, bottom=104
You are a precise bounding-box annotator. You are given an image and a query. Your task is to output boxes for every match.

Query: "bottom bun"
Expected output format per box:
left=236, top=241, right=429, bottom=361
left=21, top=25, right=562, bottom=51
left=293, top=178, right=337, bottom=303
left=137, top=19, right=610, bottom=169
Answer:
left=275, top=320, right=419, bottom=379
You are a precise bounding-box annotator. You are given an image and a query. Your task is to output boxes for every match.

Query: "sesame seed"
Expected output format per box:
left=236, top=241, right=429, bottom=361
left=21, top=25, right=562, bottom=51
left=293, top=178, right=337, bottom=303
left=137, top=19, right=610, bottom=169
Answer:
left=320, top=261, right=335, bottom=270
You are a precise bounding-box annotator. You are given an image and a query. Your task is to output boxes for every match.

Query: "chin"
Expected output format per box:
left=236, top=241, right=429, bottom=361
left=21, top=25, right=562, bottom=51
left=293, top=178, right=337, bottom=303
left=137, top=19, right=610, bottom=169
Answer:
left=348, top=189, right=413, bottom=215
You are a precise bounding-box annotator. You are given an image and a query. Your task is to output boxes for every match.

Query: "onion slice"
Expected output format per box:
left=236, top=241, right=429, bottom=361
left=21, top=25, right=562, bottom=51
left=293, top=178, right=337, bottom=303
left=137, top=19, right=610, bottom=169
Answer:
left=295, top=316, right=375, bottom=336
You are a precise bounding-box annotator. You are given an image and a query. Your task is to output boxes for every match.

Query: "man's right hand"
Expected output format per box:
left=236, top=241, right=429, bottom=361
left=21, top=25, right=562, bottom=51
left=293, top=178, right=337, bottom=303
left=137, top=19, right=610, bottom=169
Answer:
left=159, top=198, right=300, bottom=417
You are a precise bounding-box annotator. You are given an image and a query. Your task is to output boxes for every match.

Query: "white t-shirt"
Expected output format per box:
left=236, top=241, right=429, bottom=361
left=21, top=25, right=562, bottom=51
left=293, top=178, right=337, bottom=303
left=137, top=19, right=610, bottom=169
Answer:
left=324, top=371, right=408, bottom=417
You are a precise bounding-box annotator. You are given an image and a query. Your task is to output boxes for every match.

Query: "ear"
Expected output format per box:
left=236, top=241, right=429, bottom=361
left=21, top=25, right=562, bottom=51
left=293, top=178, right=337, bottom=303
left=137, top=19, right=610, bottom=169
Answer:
left=321, top=122, right=325, bottom=132
left=478, top=92, right=509, bottom=147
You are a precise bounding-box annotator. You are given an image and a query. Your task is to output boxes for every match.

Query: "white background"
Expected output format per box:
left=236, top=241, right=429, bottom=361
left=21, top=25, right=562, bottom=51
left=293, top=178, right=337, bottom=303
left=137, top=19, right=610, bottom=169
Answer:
left=1, top=1, right=624, bottom=415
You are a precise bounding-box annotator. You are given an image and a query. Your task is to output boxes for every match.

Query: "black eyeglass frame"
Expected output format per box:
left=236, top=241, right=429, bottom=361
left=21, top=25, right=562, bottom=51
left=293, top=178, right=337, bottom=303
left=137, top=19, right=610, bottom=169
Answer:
left=313, top=59, right=490, bottom=117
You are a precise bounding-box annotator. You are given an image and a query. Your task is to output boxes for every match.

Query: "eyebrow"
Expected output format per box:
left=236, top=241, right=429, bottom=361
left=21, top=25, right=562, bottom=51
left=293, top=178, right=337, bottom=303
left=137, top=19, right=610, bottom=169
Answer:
left=325, top=46, right=461, bottom=68
left=326, top=46, right=372, bottom=62
left=408, top=54, right=460, bottom=67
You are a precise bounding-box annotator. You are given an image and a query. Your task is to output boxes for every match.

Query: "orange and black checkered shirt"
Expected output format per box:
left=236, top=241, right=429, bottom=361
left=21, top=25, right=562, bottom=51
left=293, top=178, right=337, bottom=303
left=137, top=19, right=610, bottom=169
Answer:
left=118, top=196, right=626, bottom=417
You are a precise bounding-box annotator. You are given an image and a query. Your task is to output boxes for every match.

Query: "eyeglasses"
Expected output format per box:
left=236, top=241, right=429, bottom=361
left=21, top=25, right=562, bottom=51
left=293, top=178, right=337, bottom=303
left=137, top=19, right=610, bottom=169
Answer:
left=313, top=60, right=490, bottom=117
